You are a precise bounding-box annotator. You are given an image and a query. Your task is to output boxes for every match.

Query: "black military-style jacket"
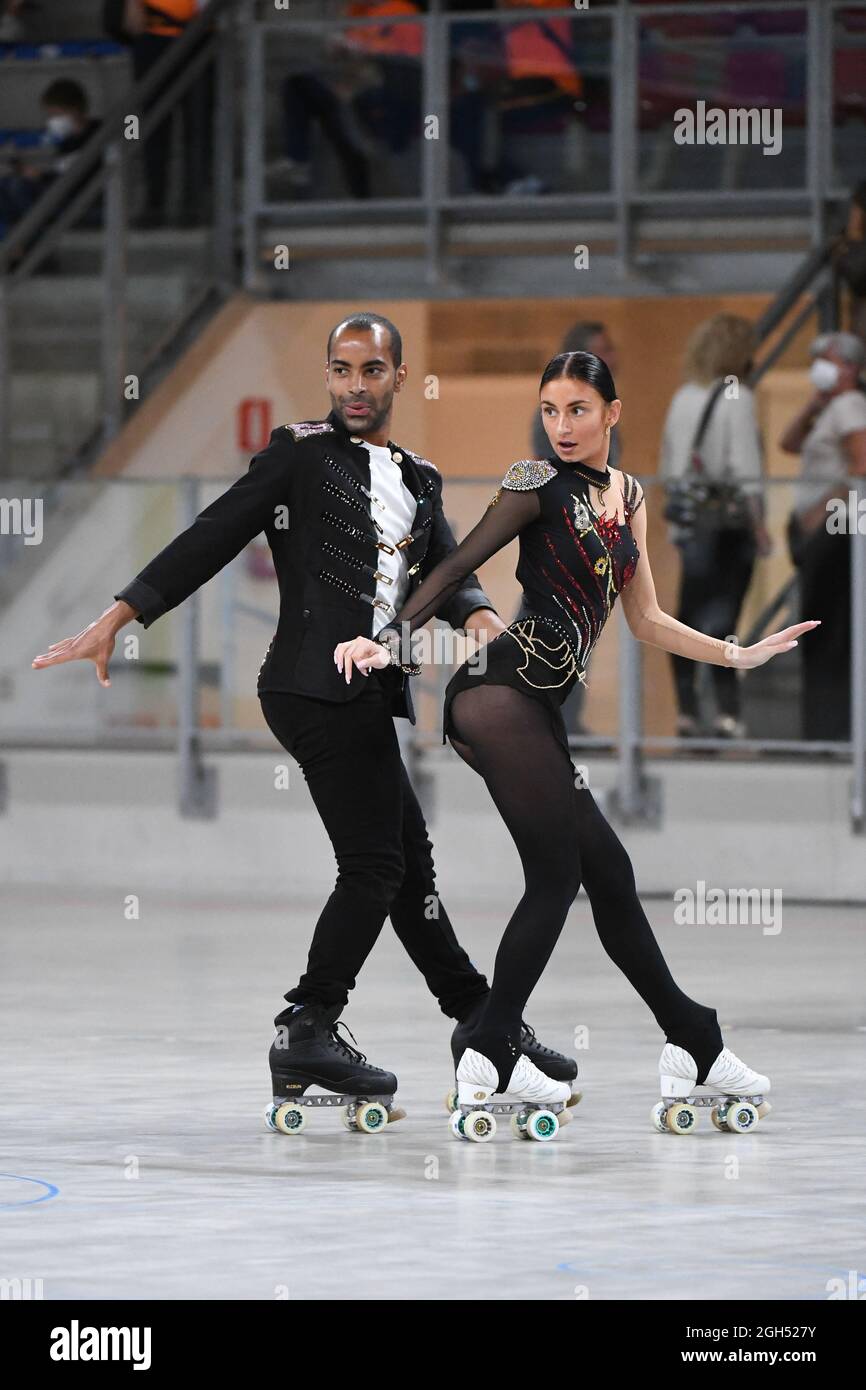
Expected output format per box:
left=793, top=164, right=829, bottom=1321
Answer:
left=113, top=409, right=495, bottom=722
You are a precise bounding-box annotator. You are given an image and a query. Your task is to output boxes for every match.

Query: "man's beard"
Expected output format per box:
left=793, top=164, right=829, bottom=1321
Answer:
left=330, top=392, right=392, bottom=436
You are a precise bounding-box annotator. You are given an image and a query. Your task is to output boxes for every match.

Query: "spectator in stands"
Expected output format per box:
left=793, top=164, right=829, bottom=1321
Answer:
left=123, top=0, right=212, bottom=227
left=659, top=313, right=770, bottom=740
left=0, top=79, right=99, bottom=240
left=494, top=0, right=584, bottom=196
left=280, top=0, right=423, bottom=200
left=529, top=320, right=620, bottom=740
left=835, top=179, right=866, bottom=349
left=782, top=331, right=866, bottom=742
left=0, top=0, right=26, bottom=41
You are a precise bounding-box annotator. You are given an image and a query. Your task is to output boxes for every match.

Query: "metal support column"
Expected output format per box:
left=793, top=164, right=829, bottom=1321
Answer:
left=242, top=4, right=265, bottom=294
left=0, top=276, right=10, bottom=476
left=613, top=1, right=637, bottom=277
left=178, top=478, right=218, bottom=818
left=608, top=610, right=661, bottom=826
left=101, top=138, right=128, bottom=446
left=213, top=5, right=237, bottom=292
left=423, top=0, right=446, bottom=288
left=850, top=477, right=866, bottom=833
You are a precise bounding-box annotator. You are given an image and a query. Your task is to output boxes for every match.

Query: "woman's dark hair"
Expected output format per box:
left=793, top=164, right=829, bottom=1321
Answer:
left=539, top=350, right=617, bottom=404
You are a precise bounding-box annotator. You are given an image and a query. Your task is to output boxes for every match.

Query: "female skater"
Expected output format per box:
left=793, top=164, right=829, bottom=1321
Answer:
left=335, top=351, right=819, bottom=1114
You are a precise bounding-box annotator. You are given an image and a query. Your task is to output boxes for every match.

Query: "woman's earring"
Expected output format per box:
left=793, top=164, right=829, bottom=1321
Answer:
left=605, top=425, right=610, bottom=435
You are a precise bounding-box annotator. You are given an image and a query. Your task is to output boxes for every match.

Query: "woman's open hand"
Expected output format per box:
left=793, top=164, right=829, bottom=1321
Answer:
left=334, top=636, right=392, bottom=684
left=731, top=619, right=821, bottom=670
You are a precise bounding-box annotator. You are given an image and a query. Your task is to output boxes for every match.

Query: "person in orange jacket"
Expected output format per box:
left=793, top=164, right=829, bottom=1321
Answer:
left=125, top=0, right=212, bottom=226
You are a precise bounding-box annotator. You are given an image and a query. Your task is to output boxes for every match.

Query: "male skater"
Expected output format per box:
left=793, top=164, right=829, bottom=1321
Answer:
left=32, top=312, right=577, bottom=1105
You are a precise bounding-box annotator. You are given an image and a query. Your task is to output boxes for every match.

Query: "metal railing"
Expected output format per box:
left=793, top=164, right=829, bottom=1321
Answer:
left=242, top=0, right=862, bottom=288
left=2, top=473, right=864, bottom=831
left=0, top=0, right=241, bottom=474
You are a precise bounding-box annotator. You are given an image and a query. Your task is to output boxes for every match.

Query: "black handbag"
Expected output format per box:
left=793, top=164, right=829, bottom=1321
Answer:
left=662, top=379, right=754, bottom=536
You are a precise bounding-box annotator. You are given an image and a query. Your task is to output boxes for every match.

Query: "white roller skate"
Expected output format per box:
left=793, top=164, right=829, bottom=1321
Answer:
left=451, top=1047, right=579, bottom=1143
left=653, top=1042, right=772, bottom=1136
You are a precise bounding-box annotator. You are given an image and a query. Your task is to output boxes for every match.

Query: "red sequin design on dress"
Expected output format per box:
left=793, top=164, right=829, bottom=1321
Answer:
left=591, top=509, right=623, bottom=555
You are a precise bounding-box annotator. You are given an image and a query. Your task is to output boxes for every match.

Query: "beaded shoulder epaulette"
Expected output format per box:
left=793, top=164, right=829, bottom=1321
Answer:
left=502, top=459, right=559, bottom=491
left=282, top=420, right=335, bottom=441
left=403, top=448, right=439, bottom=473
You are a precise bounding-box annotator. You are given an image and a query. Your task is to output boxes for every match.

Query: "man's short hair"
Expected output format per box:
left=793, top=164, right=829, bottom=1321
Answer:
left=810, top=331, right=865, bottom=366
left=327, top=313, right=403, bottom=369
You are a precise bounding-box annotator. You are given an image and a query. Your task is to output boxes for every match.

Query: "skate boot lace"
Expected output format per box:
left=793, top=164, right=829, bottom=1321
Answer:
left=519, top=1020, right=558, bottom=1060
left=328, top=1020, right=367, bottom=1065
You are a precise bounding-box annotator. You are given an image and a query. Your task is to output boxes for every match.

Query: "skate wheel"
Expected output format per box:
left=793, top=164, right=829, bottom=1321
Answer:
left=665, top=1103, right=697, bottom=1134
left=725, top=1100, right=759, bottom=1133
left=340, top=1108, right=357, bottom=1130
left=464, top=1110, right=496, bottom=1143
left=510, top=1113, right=529, bottom=1139
left=355, top=1102, right=388, bottom=1133
left=449, top=1110, right=466, bottom=1139
left=710, top=1104, right=728, bottom=1131
left=650, top=1101, right=668, bottom=1133
left=756, top=1100, right=772, bottom=1119
left=274, top=1102, right=306, bottom=1135
left=264, top=1103, right=278, bottom=1132
left=444, top=1088, right=458, bottom=1115
left=526, top=1109, right=559, bottom=1142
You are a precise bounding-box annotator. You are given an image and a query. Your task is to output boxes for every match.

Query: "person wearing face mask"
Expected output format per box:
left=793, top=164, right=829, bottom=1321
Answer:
left=40, top=81, right=101, bottom=174
left=0, top=81, right=99, bottom=241
left=782, top=331, right=866, bottom=741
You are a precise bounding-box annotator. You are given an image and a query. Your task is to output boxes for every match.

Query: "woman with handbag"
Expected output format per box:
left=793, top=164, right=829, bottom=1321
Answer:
left=659, top=314, right=771, bottom=739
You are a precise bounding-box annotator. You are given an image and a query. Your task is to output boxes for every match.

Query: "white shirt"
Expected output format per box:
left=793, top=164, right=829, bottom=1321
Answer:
left=361, top=441, right=417, bottom=636
left=794, top=388, right=866, bottom=517
left=659, top=381, right=765, bottom=495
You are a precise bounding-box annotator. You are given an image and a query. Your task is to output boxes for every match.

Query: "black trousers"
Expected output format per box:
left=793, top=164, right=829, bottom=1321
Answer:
left=795, top=522, right=852, bottom=740
left=671, top=526, right=756, bottom=721
left=258, top=675, right=490, bottom=1020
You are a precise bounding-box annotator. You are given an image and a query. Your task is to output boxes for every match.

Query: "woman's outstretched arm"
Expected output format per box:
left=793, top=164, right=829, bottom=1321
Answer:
left=620, top=483, right=820, bottom=670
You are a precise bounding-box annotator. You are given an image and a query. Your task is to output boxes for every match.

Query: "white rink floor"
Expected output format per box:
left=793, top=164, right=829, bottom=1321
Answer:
left=2, top=884, right=864, bottom=1301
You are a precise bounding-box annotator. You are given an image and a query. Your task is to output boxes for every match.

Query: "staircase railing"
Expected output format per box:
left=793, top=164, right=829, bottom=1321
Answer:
left=0, top=0, right=241, bottom=476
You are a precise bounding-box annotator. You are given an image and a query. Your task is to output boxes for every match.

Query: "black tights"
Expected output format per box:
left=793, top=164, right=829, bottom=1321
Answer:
left=447, top=683, right=723, bottom=1089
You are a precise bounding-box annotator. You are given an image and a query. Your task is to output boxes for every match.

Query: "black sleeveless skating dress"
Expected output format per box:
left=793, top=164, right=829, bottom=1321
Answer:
left=375, top=457, right=645, bottom=763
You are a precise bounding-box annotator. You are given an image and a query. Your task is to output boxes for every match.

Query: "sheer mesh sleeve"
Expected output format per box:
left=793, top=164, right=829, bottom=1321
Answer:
left=376, top=481, right=540, bottom=645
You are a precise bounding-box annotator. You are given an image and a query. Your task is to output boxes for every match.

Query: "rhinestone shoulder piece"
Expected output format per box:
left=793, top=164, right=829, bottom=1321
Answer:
left=403, top=448, right=439, bottom=473
left=502, top=459, right=559, bottom=491
left=282, top=420, right=336, bottom=441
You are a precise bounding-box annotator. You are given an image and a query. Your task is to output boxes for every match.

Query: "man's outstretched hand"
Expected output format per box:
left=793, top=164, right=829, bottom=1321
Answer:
left=31, top=601, right=139, bottom=688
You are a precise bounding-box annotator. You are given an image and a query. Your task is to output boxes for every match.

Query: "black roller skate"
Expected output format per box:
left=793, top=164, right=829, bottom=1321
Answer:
left=264, top=1002, right=405, bottom=1135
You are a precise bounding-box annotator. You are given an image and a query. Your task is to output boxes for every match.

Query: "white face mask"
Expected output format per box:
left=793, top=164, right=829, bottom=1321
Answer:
left=45, top=113, right=76, bottom=141
left=809, top=357, right=841, bottom=392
